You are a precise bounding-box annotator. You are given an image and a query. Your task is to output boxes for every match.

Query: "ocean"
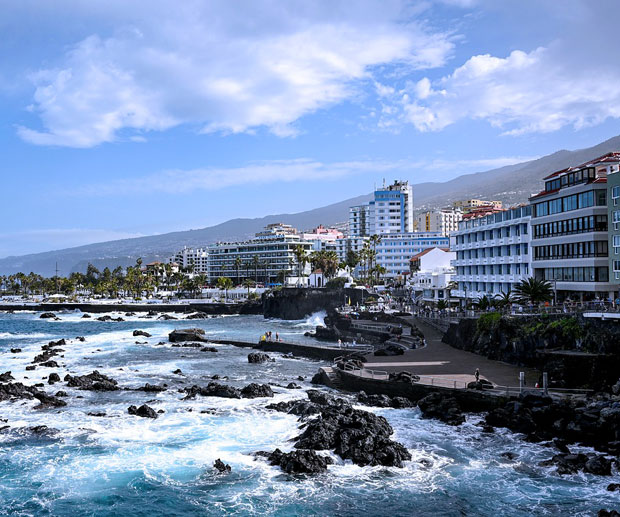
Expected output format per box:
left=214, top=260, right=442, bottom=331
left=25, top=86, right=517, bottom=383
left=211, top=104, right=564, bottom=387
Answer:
left=0, top=310, right=615, bottom=516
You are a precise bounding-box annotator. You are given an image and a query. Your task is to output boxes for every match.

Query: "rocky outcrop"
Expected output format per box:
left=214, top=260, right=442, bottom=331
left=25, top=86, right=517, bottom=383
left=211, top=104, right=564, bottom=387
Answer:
left=539, top=452, right=613, bottom=476
left=96, top=315, right=124, bottom=322
left=213, top=459, right=231, bottom=473
left=64, top=371, right=119, bottom=391
left=417, top=392, right=465, bottom=426
left=135, top=383, right=167, bottom=392
left=248, top=352, right=272, bottom=364
left=40, top=312, right=56, bottom=319
left=262, top=288, right=368, bottom=320
left=169, top=328, right=208, bottom=343
left=133, top=330, right=152, bottom=338
left=0, top=382, right=66, bottom=409
left=183, top=382, right=274, bottom=400
left=486, top=390, right=620, bottom=454
left=357, top=391, right=414, bottom=409
left=257, top=448, right=333, bottom=474
left=240, top=383, right=274, bottom=398
left=48, top=373, right=61, bottom=385
left=0, top=372, right=14, bottom=383
left=128, top=404, right=158, bottom=418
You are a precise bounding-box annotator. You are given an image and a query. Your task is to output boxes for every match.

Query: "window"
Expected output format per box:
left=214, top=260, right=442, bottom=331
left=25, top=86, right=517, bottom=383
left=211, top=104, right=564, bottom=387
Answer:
left=613, top=185, right=620, bottom=199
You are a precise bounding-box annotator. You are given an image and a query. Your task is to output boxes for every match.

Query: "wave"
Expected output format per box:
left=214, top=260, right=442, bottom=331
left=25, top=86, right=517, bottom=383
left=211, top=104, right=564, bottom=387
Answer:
left=0, top=332, right=53, bottom=340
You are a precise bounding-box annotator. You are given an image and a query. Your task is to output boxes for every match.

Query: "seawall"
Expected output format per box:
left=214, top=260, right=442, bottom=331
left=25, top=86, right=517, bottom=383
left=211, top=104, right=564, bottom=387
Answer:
left=0, top=302, right=262, bottom=315
left=315, top=367, right=508, bottom=412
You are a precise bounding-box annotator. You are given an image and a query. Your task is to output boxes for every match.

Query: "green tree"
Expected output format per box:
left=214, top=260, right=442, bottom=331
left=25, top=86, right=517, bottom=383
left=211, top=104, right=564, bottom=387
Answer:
left=216, top=276, right=233, bottom=300
left=293, top=244, right=308, bottom=278
left=513, top=277, right=553, bottom=305
left=234, top=256, right=243, bottom=285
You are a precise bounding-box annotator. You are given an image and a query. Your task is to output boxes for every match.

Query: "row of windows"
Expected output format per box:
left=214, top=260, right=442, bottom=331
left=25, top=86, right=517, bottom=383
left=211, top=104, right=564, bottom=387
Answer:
left=533, top=241, right=608, bottom=260
left=533, top=215, right=607, bottom=239
left=456, top=243, right=529, bottom=259
left=544, top=167, right=596, bottom=192
left=455, top=223, right=528, bottom=244
left=458, top=282, right=518, bottom=294
left=456, top=264, right=529, bottom=275
left=457, top=206, right=531, bottom=230
left=533, top=189, right=606, bottom=217
left=541, top=267, right=609, bottom=282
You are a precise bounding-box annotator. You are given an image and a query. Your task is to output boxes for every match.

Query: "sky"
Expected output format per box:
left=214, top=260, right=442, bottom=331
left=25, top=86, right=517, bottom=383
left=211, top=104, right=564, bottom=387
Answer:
left=2, top=0, right=620, bottom=258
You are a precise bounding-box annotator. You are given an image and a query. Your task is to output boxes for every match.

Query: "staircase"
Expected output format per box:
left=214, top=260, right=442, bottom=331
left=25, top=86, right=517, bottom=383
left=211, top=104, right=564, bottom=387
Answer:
left=320, top=366, right=345, bottom=389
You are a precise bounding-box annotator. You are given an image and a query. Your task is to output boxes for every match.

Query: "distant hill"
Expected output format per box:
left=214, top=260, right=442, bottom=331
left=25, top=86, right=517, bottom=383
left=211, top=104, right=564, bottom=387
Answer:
left=2, top=134, right=619, bottom=276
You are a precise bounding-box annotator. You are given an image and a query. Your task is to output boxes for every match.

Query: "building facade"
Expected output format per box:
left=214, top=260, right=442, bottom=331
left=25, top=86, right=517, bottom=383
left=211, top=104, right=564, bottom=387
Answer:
left=168, top=247, right=209, bottom=273
left=415, top=208, right=463, bottom=236
left=369, top=180, right=414, bottom=235
left=530, top=153, right=620, bottom=302
left=349, top=204, right=371, bottom=237
left=206, top=227, right=312, bottom=284
left=409, top=247, right=456, bottom=304
left=376, top=232, right=448, bottom=280
left=608, top=164, right=620, bottom=289
left=451, top=205, right=532, bottom=301
left=453, top=199, right=503, bottom=213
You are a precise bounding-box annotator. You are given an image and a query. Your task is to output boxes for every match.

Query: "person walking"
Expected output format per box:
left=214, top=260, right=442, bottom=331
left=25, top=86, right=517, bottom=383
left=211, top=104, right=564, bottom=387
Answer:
left=475, top=368, right=480, bottom=382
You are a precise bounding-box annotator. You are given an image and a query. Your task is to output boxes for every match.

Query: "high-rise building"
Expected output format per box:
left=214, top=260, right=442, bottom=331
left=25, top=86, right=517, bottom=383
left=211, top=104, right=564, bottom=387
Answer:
left=168, top=247, right=209, bottom=273
left=530, top=152, right=620, bottom=302
left=608, top=162, right=620, bottom=290
left=370, top=180, right=414, bottom=235
left=375, top=232, right=448, bottom=279
left=348, top=204, right=371, bottom=237
left=415, top=208, right=463, bottom=236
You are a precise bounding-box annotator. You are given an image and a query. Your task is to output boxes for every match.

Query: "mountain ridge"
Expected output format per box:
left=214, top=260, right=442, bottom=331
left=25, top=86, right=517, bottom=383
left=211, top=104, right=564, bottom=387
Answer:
left=3, top=135, right=620, bottom=276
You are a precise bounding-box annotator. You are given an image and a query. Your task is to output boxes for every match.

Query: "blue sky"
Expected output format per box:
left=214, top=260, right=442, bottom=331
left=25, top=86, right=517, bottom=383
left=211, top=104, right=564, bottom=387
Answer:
left=2, top=0, right=620, bottom=258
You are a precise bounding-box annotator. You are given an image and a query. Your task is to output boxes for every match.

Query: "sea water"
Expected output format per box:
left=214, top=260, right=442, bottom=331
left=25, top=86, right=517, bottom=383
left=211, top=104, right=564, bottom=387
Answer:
left=0, top=310, right=616, bottom=516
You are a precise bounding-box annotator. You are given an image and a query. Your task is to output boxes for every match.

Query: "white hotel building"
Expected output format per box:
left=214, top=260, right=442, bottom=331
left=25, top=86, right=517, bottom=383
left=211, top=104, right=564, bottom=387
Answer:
left=450, top=205, right=532, bottom=301
left=168, top=247, right=209, bottom=273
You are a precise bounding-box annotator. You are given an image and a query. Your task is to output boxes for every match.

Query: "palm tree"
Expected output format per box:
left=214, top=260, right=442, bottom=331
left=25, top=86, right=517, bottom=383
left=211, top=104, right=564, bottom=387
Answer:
left=243, top=278, right=256, bottom=298
left=472, top=295, right=493, bottom=310
left=216, top=276, right=233, bottom=301
left=293, top=244, right=308, bottom=278
left=513, top=277, right=553, bottom=305
left=234, top=256, right=243, bottom=286
left=251, top=255, right=260, bottom=283
left=494, top=290, right=514, bottom=311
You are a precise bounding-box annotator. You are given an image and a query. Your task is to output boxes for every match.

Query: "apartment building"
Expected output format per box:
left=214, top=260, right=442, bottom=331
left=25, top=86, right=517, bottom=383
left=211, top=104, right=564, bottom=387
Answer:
left=369, top=180, right=414, bottom=235
left=376, top=232, right=448, bottom=280
left=168, top=247, right=209, bottom=273
left=529, top=153, right=620, bottom=301
left=349, top=204, right=371, bottom=237
left=415, top=208, right=463, bottom=236
left=409, top=247, right=456, bottom=304
left=451, top=205, right=532, bottom=302
left=453, top=199, right=503, bottom=213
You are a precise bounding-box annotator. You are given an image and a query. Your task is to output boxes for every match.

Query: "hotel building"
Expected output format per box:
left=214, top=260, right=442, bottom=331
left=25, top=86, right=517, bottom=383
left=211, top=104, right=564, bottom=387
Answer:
left=369, top=180, right=414, bottom=235
left=376, top=232, right=448, bottom=280
left=450, top=205, right=532, bottom=301
left=415, top=208, right=463, bottom=236
left=529, top=153, right=620, bottom=302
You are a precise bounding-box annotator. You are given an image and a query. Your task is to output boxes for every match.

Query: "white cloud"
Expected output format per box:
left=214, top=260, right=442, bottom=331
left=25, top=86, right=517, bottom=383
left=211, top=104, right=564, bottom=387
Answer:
left=17, top=0, right=454, bottom=147
left=69, top=155, right=535, bottom=196
left=393, top=2, right=620, bottom=134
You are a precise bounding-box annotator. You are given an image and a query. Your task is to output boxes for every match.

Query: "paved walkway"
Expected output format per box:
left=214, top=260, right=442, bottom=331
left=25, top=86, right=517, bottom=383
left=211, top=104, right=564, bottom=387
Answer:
left=365, top=317, right=540, bottom=387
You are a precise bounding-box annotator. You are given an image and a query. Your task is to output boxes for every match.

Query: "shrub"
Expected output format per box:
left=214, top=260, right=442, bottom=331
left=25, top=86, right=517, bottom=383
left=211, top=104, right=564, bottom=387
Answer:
left=325, top=277, right=347, bottom=289
left=476, top=312, right=502, bottom=333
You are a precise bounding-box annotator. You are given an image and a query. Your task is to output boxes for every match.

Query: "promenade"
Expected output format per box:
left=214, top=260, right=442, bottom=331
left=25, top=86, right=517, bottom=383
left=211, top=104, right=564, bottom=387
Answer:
left=360, top=316, right=540, bottom=388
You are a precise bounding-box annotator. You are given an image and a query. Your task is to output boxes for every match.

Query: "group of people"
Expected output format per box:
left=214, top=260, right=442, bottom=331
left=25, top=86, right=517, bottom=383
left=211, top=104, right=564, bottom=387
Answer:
left=259, top=331, right=282, bottom=342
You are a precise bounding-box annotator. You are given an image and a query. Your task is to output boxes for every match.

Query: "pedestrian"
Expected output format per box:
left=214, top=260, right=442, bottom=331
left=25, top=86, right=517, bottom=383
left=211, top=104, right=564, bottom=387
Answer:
left=337, top=338, right=342, bottom=348
left=275, top=332, right=279, bottom=342
left=475, top=368, right=480, bottom=382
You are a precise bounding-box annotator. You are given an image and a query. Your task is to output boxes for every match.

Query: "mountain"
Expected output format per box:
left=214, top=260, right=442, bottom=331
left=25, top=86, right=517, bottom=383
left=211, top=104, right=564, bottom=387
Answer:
left=2, top=135, right=620, bottom=276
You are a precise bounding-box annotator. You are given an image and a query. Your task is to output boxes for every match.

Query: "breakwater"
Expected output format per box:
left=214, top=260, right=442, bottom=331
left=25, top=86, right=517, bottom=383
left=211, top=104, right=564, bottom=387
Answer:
left=0, top=301, right=262, bottom=315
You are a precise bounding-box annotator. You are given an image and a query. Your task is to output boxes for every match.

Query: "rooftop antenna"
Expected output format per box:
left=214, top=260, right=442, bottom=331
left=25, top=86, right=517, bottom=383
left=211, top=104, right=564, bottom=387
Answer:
left=55, top=262, right=60, bottom=294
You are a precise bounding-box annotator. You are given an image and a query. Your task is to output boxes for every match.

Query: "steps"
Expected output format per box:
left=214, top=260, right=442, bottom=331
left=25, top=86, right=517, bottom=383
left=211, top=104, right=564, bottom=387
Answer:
left=320, top=366, right=344, bottom=389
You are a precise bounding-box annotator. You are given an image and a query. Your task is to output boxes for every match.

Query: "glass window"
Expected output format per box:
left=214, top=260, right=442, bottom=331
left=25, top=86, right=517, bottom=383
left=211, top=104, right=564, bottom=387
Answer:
left=613, top=185, right=620, bottom=199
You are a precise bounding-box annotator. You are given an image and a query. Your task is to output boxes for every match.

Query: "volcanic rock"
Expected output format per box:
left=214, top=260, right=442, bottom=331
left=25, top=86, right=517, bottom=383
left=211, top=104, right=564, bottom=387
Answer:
left=416, top=393, right=465, bottom=426
left=128, top=404, right=158, bottom=419
left=40, top=312, right=56, bottom=319
left=248, top=352, right=271, bottom=364
left=48, top=373, right=61, bottom=385
left=183, top=382, right=241, bottom=399
left=240, top=383, right=274, bottom=398
left=169, top=328, right=208, bottom=343
left=259, top=448, right=333, bottom=474
left=135, top=383, right=167, bottom=393
left=0, top=372, right=15, bottom=383
left=133, top=330, right=152, bottom=338
left=64, top=371, right=119, bottom=391
left=10, top=348, right=21, bottom=353
left=213, top=459, right=231, bottom=473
